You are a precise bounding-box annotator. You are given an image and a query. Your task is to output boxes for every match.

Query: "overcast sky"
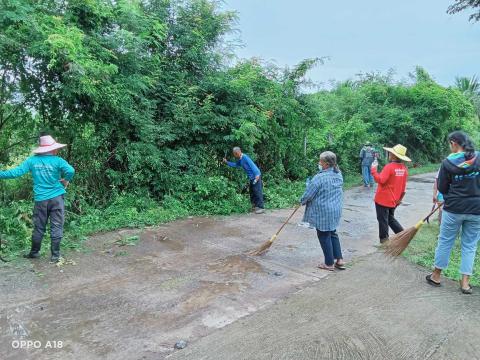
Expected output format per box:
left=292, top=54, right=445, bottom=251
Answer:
left=222, top=0, right=480, bottom=88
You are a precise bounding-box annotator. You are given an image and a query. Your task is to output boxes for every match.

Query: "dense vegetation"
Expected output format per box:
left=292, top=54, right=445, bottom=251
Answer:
left=0, top=0, right=478, bottom=259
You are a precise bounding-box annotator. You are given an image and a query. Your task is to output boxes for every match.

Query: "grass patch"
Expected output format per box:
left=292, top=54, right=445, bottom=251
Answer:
left=408, top=163, right=440, bottom=176
left=115, top=235, right=140, bottom=247
left=403, top=223, right=480, bottom=286
left=343, top=163, right=439, bottom=189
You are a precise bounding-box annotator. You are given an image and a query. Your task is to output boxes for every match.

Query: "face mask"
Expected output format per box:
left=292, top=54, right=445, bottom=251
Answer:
left=318, top=164, right=323, bottom=171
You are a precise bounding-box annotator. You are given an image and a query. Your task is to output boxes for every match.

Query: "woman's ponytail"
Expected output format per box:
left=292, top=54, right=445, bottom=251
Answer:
left=448, top=131, right=476, bottom=160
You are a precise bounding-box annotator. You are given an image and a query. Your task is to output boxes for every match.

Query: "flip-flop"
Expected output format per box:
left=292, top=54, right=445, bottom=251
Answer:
left=426, top=274, right=441, bottom=287
left=335, top=263, right=346, bottom=270
left=318, top=264, right=334, bottom=272
left=461, top=286, right=473, bottom=295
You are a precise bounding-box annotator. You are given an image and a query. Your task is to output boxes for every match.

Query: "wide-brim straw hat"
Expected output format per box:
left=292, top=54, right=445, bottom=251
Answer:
left=383, top=144, right=412, bottom=162
left=33, top=135, right=67, bottom=154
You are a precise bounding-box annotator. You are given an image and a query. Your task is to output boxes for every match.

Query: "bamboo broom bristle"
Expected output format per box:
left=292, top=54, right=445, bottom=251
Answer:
left=248, top=205, right=301, bottom=256
left=249, top=234, right=277, bottom=256
left=384, top=220, right=425, bottom=256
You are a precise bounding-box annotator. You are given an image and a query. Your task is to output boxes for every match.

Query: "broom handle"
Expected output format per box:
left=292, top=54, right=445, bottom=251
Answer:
left=422, top=203, right=444, bottom=222
left=274, top=205, right=302, bottom=237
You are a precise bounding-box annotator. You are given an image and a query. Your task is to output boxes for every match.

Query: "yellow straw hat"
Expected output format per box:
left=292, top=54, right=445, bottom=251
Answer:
left=383, top=144, right=412, bottom=162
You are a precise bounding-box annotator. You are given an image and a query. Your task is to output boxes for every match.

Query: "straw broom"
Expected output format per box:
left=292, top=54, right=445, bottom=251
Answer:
left=384, top=204, right=443, bottom=256
left=249, top=205, right=301, bottom=256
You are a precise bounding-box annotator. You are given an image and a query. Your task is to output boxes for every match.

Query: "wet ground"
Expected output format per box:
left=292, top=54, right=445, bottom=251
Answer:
left=172, top=253, right=480, bottom=360
left=1, top=174, right=438, bottom=359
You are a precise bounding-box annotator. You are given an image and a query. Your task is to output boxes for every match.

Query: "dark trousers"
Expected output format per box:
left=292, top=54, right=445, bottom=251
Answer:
left=31, top=195, right=65, bottom=258
left=249, top=179, right=264, bottom=209
left=375, top=203, right=404, bottom=241
left=316, top=229, right=343, bottom=266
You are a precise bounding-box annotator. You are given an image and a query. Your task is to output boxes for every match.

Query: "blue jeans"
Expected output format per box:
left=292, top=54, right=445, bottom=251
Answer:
left=316, top=230, right=343, bottom=266
left=434, top=210, right=480, bottom=276
left=361, top=165, right=374, bottom=186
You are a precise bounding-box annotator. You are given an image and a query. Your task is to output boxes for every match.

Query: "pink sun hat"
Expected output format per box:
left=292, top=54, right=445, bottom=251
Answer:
left=33, top=135, right=67, bottom=154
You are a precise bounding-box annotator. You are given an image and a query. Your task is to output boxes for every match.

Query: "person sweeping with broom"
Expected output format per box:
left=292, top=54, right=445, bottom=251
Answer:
left=0, top=134, right=74, bottom=262
left=300, top=151, right=346, bottom=271
left=371, top=144, right=411, bottom=244
left=426, top=131, right=480, bottom=294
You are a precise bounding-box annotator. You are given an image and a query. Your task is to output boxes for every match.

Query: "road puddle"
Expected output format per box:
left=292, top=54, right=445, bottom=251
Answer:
left=207, top=255, right=264, bottom=276
left=180, top=281, right=242, bottom=313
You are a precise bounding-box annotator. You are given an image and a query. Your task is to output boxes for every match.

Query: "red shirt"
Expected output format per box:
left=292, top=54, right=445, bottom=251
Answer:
left=372, top=162, right=408, bottom=208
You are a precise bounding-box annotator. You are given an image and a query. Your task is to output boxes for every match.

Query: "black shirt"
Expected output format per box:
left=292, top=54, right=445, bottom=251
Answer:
left=437, top=152, right=480, bottom=215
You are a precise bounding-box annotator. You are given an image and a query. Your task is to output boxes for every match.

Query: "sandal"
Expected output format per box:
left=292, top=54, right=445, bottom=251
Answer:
left=461, top=285, right=473, bottom=295
left=318, top=263, right=334, bottom=272
left=335, top=262, right=346, bottom=270
left=426, top=274, right=441, bottom=287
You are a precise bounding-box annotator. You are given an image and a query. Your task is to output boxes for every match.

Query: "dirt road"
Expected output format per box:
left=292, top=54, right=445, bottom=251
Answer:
left=2, top=173, right=465, bottom=360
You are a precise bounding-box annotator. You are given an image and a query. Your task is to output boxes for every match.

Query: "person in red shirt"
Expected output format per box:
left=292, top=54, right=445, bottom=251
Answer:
left=371, top=144, right=411, bottom=243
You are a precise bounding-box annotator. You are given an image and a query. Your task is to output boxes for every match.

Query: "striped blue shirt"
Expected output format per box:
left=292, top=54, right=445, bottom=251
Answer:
left=300, top=168, right=343, bottom=231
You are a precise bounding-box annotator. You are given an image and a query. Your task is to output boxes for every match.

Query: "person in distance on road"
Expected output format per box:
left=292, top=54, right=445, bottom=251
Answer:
left=359, top=141, right=378, bottom=188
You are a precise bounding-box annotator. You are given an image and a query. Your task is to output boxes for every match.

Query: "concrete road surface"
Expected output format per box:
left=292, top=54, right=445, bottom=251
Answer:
left=2, top=173, right=473, bottom=360
left=170, top=253, right=480, bottom=360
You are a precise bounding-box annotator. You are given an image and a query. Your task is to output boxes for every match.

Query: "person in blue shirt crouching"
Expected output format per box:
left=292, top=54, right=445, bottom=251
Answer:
left=224, top=147, right=265, bottom=214
left=0, top=134, right=75, bottom=262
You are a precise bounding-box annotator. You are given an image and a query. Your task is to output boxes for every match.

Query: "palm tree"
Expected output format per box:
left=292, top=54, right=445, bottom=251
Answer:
left=455, top=75, right=480, bottom=93
left=455, top=75, right=480, bottom=118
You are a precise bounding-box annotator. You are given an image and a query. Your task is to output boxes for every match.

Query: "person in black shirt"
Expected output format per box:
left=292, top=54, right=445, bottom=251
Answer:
left=427, top=131, right=480, bottom=294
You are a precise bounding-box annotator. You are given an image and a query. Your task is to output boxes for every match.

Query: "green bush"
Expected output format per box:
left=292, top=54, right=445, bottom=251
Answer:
left=166, top=175, right=250, bottom=215
left=0, top=200, right=33, bottom=257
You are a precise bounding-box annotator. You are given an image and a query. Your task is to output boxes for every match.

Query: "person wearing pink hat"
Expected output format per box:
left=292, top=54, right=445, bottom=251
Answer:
left=0, top=134, right=75, bottom=262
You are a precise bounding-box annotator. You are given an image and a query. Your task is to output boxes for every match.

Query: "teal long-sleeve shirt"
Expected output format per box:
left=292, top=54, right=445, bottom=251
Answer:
left=0, top=154, right=75, bottom=202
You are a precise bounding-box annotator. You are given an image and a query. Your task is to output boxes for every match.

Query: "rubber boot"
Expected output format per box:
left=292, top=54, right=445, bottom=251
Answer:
left=50, top=238, right=61, bottom=263
left=24, top=239, right=42, bottom=259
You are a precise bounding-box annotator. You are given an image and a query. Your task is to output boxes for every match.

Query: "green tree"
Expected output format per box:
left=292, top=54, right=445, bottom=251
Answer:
left=455, top=76, right=480, bottom=118
left=309, top=68, right=479, bottom=171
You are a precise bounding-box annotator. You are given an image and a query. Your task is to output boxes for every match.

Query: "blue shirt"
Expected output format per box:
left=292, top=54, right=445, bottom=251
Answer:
left=300, top=168, right=343, bottom=231
left=227, top=154, right=261, bottom=181
left=0, top=155, right=75, bottom=201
